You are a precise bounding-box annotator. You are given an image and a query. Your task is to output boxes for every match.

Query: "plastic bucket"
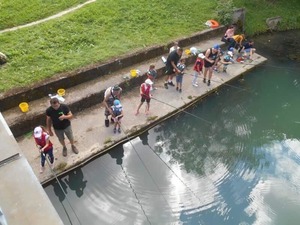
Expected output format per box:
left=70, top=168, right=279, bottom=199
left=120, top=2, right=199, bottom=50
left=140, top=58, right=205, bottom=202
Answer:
left=57, top=88, right=65, bottom=96
left=130, top=69, right=137, bottom=78
left=185, top=49, right=191, bottom=55
left=19, top=102, right=29, bottom=113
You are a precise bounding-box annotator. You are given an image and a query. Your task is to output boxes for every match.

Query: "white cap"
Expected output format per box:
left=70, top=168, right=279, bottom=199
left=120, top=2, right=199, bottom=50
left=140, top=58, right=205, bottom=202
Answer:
left=228, top=51, right=233, bottom=57
left=198, top=53, right=205, bottom=59
left=145, top=79, right=153, bottom=85
left=34, top=126, right=43, bottom=138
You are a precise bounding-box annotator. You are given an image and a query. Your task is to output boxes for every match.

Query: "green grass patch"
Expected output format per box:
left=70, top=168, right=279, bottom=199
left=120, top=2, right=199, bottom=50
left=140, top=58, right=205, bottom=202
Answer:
left=233, top=0, right=300, bottom=35
left=0, top=0, right=86, bottom=30
left=0, top=0, right=299, bottom=93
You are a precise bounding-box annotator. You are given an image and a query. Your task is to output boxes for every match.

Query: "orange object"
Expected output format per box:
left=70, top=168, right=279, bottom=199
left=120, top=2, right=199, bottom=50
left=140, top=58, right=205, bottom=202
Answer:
left=208, top=20, right=219, bottom=28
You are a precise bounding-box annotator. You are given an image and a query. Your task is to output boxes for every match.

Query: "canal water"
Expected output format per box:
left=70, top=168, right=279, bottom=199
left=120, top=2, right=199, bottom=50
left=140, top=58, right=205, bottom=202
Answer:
left=44, top=30, right=300, bottom=225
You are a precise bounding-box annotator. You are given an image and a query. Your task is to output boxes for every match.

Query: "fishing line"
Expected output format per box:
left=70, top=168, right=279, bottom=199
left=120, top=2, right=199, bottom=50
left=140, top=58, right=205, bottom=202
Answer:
left=184, top=72, right=254, bottom=93
left=119, top=164, right=152, bottom=225
left=242, top=62, right=300, bottom=71
left=145, top=142, right=204, bottom=205
left=151, top=97, right=212, bottom=125
left=110, top=124, right=152, bottom=224
left=119, top=123, right=177, bottom=221
left=41, top=151, right=82, bottom=225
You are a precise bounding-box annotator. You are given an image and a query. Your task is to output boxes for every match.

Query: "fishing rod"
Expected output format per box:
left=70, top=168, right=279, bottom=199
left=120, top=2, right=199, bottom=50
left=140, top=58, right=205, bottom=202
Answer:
left=39, top=149, right=82, bottom=225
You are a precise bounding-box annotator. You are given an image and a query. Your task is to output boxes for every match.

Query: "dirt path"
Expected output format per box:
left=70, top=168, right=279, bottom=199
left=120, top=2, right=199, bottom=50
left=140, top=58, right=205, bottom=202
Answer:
left=0, top=0, right=96, bottom=34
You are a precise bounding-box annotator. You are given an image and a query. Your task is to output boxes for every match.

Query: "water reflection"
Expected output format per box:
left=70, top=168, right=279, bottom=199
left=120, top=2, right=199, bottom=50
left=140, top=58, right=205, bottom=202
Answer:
left=64, top=168, right=87, bottom=197
left=108, top=145, right=124, bottom=165
left=44, top=30, right=300, bottom=225
left=52, top=177, right=68, bottom=202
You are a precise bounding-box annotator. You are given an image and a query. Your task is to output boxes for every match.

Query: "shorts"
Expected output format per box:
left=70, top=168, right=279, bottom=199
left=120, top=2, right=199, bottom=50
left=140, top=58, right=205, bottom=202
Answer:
left=54, top=125, right=74, bottom=142
left=244, top=48, right=251, bottom=53
left=141, top=96, right=151, bottom=103
left=204, top=60, right=214, bottom=68
left=165, top=67, right=174, bottom=75
left=176, top=74, right=183, bottom=83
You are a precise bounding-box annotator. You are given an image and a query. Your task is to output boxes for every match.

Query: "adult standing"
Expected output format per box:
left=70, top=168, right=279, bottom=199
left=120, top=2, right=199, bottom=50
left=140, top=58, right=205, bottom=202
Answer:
left=164, top=48, right=183, bottom=89
left=203, top=44, right=220, bottom=86
left=103, top=85, right=122, bottom=127
left=46, top=97, right=79, bottom=157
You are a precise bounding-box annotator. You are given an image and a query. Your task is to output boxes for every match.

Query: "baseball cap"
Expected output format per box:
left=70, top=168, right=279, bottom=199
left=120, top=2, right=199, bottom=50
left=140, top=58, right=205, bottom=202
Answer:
left=227, top=51, right=233, bottom=57
left=112, top=85, right=121, bottom=91
left=34, top=126, right=43, bottom=138
left=198, top=53, right=205, bottom=59
left=213, top=44, right=220, bottom=50
left=145, top=79, right=153, bottom=85
left=113, top=99, right=120, bottom=106
left=229, top=47, right=234, bottom=52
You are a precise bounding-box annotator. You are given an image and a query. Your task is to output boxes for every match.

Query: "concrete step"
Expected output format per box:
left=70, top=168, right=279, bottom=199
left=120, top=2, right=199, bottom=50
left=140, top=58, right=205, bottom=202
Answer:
left=2, top=27, right=227, bottom=137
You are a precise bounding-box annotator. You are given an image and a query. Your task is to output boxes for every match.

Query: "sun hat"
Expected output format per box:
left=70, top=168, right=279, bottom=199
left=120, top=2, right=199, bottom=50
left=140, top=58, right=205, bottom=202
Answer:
left=145, top=79, right=153, bottom=85
left=213, top=44, right=220, bottom=50
left=113, top=99, right=120, bottom=106
left=112, top=85, right=121, bottom=91
left=34, top=126, right=43, bottom=138
left=198, top=53, right=205, bottom=59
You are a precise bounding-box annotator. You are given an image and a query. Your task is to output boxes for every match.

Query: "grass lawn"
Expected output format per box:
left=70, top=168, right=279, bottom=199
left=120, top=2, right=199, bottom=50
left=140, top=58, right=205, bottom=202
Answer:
left=0, top=0, right=299, bottom=93
left=0, top=0, right=86, bottom=30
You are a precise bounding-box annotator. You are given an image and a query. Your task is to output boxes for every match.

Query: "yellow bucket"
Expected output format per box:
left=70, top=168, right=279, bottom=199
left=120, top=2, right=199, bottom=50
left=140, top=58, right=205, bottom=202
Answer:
left=57, top=88, right=66, bottom=96
left=185, top=49, right=191, bottom=55
left=19, top=102, right=29, bottom=113
left=130, top=69, right=137, bottom=78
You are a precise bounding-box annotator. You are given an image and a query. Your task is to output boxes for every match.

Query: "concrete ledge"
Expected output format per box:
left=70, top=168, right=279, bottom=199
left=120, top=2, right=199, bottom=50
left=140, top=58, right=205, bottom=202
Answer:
left=0, top=27, right=226, bottom=112
left=3, top=27, right=226, bottom=137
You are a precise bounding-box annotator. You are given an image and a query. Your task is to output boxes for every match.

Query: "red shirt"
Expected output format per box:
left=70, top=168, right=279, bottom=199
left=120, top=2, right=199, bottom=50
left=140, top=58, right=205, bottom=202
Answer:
left=193, top=58, right=204, bottom=72
left=141, top=83, right=151, bottom=99
left=34, top=132, right=53, bottom=152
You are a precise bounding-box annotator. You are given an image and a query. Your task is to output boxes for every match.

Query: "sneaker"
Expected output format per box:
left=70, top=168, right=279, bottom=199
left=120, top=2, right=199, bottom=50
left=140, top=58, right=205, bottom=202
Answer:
left=207, top=80, right=211, bottom=86
left=118, top=128, right=121, bottom=133
left=113, top=128, right=117, bottom=133
left=40, top=166, right=45, bottom=173
left=164, top=83, right=168, bottom=89
left=203, top=78, right=206, bottom=83
left=71, top=145, right=79, bottom=154
left=193, top=83, right=198, bottom=87
left=62, top=146, right=67, bottom=157
left=179, top=89, right=182, bottom=93
left=168, top=81, right=175, bottom=86
left=176, top=87, right=178, bottom=91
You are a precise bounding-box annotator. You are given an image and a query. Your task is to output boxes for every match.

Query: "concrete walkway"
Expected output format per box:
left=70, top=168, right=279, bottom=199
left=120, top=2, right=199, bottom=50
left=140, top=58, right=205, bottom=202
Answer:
left=13, top=36, right=267, bottom=184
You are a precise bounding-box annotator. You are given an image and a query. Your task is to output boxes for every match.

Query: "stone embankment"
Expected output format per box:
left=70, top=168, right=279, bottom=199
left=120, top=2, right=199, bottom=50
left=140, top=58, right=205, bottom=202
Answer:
left=2, top=27, right=267, bottom=184
left=1, top=27, right=225, bottom=137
